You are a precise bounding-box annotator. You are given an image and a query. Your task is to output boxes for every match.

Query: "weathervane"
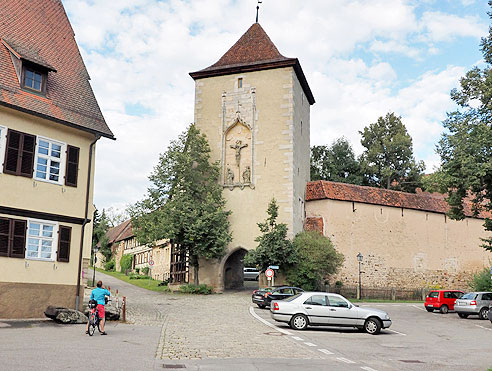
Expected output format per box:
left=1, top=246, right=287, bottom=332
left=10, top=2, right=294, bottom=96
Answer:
left=256, top=0, right=262, bottom=23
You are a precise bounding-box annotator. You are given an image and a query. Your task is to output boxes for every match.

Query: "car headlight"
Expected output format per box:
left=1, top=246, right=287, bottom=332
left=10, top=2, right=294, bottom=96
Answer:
left=385, top=314, right=390, bottom=320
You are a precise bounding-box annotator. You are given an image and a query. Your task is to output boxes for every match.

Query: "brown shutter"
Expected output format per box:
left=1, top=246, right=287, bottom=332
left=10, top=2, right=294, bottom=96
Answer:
left=65, top=145, right=79, bottom=187
left=3, top=130, right=35, bottom=177
left=57, top=225, right=71, bottom=262
left=0, top=218, right=9, bottom=256
left=4, top=129, right=21, bottom=174
left=20, top=133, right=35, bottom=177
left=10, top=219, right=26, bottom=258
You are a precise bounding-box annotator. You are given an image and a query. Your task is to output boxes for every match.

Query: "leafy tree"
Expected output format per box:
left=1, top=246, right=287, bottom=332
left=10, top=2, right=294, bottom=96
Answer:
left=128, top=124, right=232, bottom=284
left=286, top=231, right=344, bottom=290
left=359, top=112, right=425, bottom=192
left=469, top=268, right=492, bottom=291
left=92, top=208, right=111, bottom=262
left=119, top=254, right=133, bottom=274
left=436, top=2, right=492, bottom=251
left=310, top=138, right=363, bottom=184
left=104, top=207, right=129, bottom=228
left=252, top=198, right=297, bottom=272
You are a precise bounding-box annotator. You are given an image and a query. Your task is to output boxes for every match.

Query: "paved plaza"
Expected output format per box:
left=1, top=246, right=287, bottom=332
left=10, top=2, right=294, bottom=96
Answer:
left=1, top=272, right=491, bottom=370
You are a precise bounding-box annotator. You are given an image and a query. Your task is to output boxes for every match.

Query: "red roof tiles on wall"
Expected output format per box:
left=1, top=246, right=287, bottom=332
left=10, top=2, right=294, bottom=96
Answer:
left=306, top=181, right=490, bottom=219
left=0, top=0, right=113, bottom=138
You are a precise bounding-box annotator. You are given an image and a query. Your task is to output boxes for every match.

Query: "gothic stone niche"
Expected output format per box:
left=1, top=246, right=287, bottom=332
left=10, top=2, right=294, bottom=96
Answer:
left=224, top=119, right=253, bottom=189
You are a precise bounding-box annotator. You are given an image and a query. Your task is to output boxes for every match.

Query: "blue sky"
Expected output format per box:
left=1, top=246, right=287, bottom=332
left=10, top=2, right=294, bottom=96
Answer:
left=63, top=0, right=491, bottom=212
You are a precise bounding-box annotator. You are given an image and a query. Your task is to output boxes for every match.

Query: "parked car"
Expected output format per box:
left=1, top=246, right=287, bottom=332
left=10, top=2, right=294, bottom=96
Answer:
left=489, top=302, right=492, bottom=323
left=454, top=292, right=492, bottom=320
left=252, top=286, right=304, bottom=309
left=424, top=290, right=464, bottom=313
left=270, top=292, right=392, bottom=335
left=243, top=267, right=259, bottom=281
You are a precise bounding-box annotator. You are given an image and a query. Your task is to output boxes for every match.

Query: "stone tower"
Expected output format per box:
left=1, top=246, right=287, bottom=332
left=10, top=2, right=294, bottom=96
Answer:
left=190, top=23, right=315, bottom=290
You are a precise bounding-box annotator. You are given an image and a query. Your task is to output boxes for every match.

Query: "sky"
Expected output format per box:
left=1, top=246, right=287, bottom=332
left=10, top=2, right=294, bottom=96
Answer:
left=62, top=0, right=490, bottom=213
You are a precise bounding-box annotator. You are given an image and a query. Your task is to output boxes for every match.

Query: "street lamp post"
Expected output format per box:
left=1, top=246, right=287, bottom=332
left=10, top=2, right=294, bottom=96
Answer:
left=357, top=253, right=363, bottom=300
left=92, top=247, right=99, bottom=287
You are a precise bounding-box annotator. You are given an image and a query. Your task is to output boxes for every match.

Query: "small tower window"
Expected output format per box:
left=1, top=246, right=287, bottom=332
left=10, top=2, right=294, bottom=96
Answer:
left=238, top=78, right=243, bottom=89
left=22, top=64, right=47, bottom=94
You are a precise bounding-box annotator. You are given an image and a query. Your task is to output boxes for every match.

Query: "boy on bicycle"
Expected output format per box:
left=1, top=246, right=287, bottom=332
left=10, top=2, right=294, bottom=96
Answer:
left=85, top=280, right=111, bottom=335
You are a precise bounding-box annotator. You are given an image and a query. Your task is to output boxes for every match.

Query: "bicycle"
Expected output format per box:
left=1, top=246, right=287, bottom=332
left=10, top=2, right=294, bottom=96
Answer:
left=87, top=299, right=101, bottom=336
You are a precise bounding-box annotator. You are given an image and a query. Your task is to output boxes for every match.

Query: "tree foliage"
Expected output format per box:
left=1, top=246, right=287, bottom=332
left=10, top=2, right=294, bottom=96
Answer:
left=359, top=112, right=425, bottom=192
left=286, top=231, right=344, bottom=291
left=92, top=208, right=111, bottom=262
left=119, top=254, right=133, bottom=274
left=128, top=124, right=232, bottom=283
left=436, top=2, right=492, bottom=251
left=310, top=137, right=363, bottom=184
left=469, top=268, right=492, bottom=291
left=252, top=198, right=297, bottom=272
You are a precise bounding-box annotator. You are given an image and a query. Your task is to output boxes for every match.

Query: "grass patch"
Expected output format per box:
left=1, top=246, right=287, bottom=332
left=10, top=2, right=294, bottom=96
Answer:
left=95, top=268, right=170, bottom=293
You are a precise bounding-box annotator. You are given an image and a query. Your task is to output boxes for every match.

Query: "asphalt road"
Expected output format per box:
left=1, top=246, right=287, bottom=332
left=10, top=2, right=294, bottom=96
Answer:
left=252, top=302, right=492, bottom=370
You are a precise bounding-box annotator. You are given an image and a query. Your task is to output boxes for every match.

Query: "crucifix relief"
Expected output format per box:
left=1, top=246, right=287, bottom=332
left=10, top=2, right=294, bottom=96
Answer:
left=224, top=120, right=252, bottom=188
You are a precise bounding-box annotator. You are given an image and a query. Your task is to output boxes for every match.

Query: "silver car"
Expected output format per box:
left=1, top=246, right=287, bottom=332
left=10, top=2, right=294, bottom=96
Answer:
left=454, top=292, right=492, bottom=319
left=243, top=267, right=259, bottom=281
left=270, top=292, right=392, bottom=335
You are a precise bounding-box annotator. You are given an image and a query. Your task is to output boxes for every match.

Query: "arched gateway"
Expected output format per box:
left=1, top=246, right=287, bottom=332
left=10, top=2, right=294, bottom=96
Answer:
left=222, top=248, right=248, bottom=290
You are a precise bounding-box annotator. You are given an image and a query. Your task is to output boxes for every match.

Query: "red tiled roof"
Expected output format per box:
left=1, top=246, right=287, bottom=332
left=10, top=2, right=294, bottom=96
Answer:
left=105, top=219, right=133, bottom=245
left=306, top=181, right=491, bottom=219
left=190, top=23, right=315, bottom=105
left=0, top=0, right=113, bottom=139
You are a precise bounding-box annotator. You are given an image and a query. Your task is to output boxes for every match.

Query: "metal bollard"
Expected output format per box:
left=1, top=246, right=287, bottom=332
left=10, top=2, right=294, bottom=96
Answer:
left=122, top=296, right=126, bottom=322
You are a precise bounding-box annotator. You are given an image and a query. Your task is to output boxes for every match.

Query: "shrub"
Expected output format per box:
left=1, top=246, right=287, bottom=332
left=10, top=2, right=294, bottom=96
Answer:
left=158, top=279, right=170, bottom=287
left=142, top=267, right=150, bottom=275
left=120, top=255, right=133, bottom=273
left=129, top=274, right=143, bottom=280
left=135, top=268, right=140, bottom=274
left=179, top=284, right=213, bottom=295
left=286, top=231, right=344, bottom=291
left=469, top=268, right=492, bottom=291
left=104, top=259, right=115, bottom=271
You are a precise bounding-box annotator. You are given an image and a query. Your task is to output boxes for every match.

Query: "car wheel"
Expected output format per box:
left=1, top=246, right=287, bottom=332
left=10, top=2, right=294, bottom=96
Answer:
left=439, top=305, right=449, bottom=314
left=257, top=304, right=266, bottom=309
left=479, top=307, right=489, bottom=320
left=290, top=314, right=308, bottom=330
left=457, top=313, right=468, bottom=319
left=364, top=317, right=382, bottom=335
left=425, top=307, right=434, bottom=312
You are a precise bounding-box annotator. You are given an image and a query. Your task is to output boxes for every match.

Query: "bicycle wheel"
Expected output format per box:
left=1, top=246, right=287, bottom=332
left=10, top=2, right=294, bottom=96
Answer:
left=88, top=314, right=96, bottom=336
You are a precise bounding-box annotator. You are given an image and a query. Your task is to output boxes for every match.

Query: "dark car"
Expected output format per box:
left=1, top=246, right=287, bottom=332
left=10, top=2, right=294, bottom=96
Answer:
left=252, top=286, right=304, bottom=309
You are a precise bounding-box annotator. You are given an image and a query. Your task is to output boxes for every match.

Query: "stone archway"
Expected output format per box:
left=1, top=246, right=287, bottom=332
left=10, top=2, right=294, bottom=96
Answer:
left=223, top=248, right=248, bottom=290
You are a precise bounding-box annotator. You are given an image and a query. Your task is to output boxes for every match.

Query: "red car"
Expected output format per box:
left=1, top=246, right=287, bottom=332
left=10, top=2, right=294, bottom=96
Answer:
left=425, top=290, right=464, bottom=313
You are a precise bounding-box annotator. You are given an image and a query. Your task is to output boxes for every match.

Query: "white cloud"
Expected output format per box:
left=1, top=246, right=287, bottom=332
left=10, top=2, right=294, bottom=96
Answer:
left=61, top=0, right=487, bottom=209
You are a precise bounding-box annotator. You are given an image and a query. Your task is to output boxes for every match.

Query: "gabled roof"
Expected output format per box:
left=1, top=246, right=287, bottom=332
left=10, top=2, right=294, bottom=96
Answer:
left=0, top=0, right=114, bottom=139
left=306, top=180, right=491, bottom=219
left=190, top=23, right=315, bottom=105
left=105, top=219, right=133, bottom=245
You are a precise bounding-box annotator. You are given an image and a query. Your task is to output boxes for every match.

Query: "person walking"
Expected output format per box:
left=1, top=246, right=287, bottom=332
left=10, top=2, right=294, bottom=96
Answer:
left=85, top=280, right=111, bottom=335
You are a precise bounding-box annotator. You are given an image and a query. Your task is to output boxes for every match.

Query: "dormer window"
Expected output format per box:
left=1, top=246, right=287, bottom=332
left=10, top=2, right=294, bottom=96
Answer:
left=22, top=64, right=46, bottom=94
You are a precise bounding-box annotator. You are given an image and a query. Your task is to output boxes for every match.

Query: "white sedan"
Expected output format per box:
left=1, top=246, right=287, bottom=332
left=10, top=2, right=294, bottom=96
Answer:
left=270, top=292, right=392, bottom=335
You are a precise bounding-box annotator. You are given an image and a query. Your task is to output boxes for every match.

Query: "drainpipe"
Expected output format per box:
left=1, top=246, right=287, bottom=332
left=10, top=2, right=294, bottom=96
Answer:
left=75, top=135, right=100, bottom=311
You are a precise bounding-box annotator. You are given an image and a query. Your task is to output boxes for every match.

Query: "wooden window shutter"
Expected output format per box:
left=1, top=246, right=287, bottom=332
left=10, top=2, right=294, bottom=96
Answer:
left=20, top=133, right=35, bottom=177
left=10, top=219, right=26, bottom=258
left=0, top=218, right=9, bottom=257
left=57, top=225, right=71, bottom=262
left=65, top=145, right=79, bottom=187
left=3, top=129, right=35, bottom=177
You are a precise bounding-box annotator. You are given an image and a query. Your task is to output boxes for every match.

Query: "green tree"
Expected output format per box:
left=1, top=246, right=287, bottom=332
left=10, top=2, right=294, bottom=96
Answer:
left=286, top=231, right=344, bottom=291
left=252, top=198, right=297, bottom=272
left=359, top=112, right=425, bottom=193
left=310, top=138, right=362, bottom=184
left=436, top=2, right=492, bottom=251
left=469, top=268, right=492, bottom=291
left=128, top=124, right=232, bottom=284
left=92, top=208, right=111, bottom=262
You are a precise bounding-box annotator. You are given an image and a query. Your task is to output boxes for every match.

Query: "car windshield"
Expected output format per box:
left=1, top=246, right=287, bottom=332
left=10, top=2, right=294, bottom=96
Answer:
left=428, top=292, right=439, bottom=298
left=256, top=287, right=273, bottom=293
left=461, top=293, right=477, bottom=300
left=284, top=293, right=302, bottom=302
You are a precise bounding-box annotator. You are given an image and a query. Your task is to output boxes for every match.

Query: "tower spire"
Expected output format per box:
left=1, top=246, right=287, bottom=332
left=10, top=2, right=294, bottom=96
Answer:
left=256, top=0, right=262, bottom=23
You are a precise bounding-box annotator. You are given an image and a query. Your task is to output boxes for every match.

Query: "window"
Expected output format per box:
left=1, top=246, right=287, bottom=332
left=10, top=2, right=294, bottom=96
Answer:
left=34, top=137, right=65, bottom=184
left=0, top=218, right=26, bottom=258
left=428, top=291, right=439, bottom=298
left=304, top=295, right=327, bottom=306
left=0, top=126, right=6, bottom=173
left=26, top=220, right=58, bottom=261
left=327, top=295, right=349, bottom=308
left=3, top=129, right=36, bottom=177
left=481, top=293, right=492, bottom=301
left=22, top=65, right=46, bottom=94
left=238, top=78, right=243, bottom=89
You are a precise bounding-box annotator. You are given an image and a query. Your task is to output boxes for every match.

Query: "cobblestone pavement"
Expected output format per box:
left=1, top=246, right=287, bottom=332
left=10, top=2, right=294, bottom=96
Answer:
left=96, top=272, right=321, bottom=361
